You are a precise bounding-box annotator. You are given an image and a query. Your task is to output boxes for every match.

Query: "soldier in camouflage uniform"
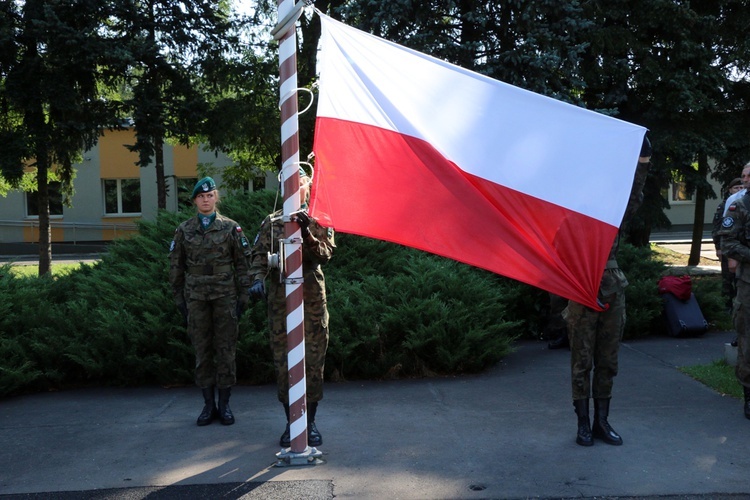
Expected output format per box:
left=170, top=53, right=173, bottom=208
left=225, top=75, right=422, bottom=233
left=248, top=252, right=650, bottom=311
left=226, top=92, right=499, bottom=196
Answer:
left=718, top=165, right=750, bottom=420
left=169, top=177, right=252, bottom=427
left=712, top=177, right=743, bottom=311
left=563, top=137, right=651, bottom=447
left=248, top=169, right=334, bottom=447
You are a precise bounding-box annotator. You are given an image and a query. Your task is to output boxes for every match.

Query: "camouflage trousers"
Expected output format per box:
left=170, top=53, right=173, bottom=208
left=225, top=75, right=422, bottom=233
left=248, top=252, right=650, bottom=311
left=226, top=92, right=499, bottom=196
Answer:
left=187, top=294, right=239, bottom=389
left=564, top=291, right=626, bottom=400
left=268, top=297, right=329, bottom=404
left=733, top=281, right=750, bottom=387
left=721, top=256, right=737, bottom=310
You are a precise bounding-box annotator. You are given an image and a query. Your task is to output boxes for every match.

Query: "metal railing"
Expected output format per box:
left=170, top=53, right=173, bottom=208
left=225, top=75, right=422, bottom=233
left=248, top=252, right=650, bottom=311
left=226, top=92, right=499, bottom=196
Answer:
left=0, top=219, right=138, bottom=244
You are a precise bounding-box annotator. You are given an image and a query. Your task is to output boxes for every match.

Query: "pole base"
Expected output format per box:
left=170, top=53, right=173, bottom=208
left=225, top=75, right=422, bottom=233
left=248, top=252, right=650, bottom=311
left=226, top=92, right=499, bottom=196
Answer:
left=274, top=446, right=325, bottom=467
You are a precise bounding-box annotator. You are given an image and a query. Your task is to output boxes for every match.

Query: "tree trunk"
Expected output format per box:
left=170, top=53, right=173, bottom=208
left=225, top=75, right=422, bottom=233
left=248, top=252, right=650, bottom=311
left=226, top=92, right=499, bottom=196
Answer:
left=36, top=150, right=52, bottom=276
left=688, top=153, right=709, bottom=266
left=155, top=135, right=166, bottom=209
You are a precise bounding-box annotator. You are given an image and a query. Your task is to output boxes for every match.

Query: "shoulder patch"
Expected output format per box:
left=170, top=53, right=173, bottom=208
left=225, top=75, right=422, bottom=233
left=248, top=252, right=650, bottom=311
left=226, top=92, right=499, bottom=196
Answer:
left=722, top=217, right=735, bottom=229
left=729, top=204, right=737, bottom=211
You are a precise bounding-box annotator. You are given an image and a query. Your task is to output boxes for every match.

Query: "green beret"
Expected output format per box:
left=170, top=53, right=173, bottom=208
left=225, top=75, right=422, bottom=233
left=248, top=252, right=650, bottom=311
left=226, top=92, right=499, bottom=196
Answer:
left=191, top=177, right=216, bottom=199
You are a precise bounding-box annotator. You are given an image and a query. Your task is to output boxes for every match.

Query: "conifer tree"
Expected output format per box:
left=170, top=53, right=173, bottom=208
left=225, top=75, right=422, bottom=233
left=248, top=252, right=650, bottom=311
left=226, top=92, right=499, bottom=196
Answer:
left=0, top=0, right=115, bottom=275
left=106, top=0, right=239, bottom=209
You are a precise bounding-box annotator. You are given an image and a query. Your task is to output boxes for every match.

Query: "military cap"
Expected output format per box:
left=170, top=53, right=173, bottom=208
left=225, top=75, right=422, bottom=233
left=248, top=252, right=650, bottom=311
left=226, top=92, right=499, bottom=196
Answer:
left=729, top=177, right=743, bottom=189
left=191, top=177, right=216, bottom=199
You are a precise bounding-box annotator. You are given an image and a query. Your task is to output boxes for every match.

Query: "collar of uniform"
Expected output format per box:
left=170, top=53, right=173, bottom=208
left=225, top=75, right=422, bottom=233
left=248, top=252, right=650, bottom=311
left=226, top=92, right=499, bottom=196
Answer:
left=198, top=212, right=216, bottom=229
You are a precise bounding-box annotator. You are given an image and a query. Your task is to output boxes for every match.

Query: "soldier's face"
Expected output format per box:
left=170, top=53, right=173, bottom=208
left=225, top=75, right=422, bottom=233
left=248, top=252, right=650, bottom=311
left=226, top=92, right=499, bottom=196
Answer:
left=730, top=184, right=744, bottom=195
left=299, top=177, right=311, bottom=204
left=742, top=167, right=750, bottom=189
left=194, top=191, right=217, bottom=215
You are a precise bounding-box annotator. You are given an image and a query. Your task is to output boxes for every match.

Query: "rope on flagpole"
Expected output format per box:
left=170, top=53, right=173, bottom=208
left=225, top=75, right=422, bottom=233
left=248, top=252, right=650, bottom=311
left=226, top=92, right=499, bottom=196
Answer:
left=273, top=0, right=323, bottom=468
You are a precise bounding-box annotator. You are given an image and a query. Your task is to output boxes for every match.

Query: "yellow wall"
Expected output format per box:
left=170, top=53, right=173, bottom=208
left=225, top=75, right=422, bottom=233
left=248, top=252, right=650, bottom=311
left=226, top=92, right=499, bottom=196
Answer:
left=100, top=129, right=140, bottom=178
left=174, top=144, right=198, bottom=177
left=23, top=225, right=65, bottom=243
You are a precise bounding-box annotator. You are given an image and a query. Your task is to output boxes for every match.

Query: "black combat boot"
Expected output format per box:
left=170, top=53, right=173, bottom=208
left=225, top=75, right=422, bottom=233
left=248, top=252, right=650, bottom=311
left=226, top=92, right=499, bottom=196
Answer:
left=197, top=386, right=218, bottom=426
left=279, top=404, right=291, bottom=447
left=592, top=398, right=622, bottom=445
left=307, top=401, right=322, bottom=447
left=743, top=387, right=750, bottom=420
left=573, top=399, right=593, bottom=446
left=217, top=387, right=235, bottom=425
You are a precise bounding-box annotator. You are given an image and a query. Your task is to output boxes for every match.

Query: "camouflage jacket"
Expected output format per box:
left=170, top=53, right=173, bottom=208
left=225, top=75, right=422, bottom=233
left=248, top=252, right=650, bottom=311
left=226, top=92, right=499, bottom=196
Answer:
left=719, top=193, right=750, bottom=284
left=169, top=213, right=252, bottom=304
left=248, top=210, right=335, bottom=303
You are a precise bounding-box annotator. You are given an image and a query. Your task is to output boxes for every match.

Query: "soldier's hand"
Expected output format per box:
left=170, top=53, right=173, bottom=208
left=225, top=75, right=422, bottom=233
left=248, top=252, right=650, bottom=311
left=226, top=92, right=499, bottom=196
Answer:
left=249, top=279, right=266, bottom=301
left=235, top=299, right=247, bottom=318
left=729, top=258, right=739, bottom=273
left=177, top=302, right=188, bottom=326
left=295, top=211, right=311, bottom=238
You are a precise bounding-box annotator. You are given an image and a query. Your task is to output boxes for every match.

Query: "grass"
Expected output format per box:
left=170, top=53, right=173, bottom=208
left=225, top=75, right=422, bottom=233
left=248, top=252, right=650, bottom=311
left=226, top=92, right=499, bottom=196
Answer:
left=7, top=262, right=91, bottom=278
left=680, top=360, right=743, bottom=399
left=650, top=243, right=719, bottom=267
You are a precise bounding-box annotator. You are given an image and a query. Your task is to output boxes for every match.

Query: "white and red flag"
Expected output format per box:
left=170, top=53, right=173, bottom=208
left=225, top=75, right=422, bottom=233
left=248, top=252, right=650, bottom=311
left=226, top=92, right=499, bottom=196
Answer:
left=310, top=13, right=647, bottom=309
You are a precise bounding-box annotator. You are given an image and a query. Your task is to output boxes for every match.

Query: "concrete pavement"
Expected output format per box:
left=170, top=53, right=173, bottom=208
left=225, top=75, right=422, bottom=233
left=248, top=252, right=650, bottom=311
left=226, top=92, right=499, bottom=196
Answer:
left=1, top=331, right=749, bottom=499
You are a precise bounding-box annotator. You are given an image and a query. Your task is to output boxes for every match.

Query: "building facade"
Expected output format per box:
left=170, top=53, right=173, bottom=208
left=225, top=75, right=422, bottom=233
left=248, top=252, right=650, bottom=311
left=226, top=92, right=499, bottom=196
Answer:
left=0, top=128, right=273, bottom=244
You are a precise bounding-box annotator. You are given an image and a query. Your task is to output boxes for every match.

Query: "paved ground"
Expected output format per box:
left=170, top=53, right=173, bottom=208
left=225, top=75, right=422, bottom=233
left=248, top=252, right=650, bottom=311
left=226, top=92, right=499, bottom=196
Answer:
left=0, top=332, right=748, bottom=499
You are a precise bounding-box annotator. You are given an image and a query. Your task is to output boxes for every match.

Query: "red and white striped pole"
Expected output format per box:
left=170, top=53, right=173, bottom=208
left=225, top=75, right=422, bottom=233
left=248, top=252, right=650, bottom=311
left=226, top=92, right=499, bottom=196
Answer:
left=273, top=0, right=310, bottom=457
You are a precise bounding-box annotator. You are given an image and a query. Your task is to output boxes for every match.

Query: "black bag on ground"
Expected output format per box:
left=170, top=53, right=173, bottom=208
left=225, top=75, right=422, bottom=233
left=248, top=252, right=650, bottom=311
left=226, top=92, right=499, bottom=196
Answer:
left=662, top=292, right=708, bottom=337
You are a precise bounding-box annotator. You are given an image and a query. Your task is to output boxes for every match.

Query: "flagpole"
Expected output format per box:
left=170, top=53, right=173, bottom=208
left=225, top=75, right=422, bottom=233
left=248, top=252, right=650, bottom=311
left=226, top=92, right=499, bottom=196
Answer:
left=272, top=0, right=322, bottom=467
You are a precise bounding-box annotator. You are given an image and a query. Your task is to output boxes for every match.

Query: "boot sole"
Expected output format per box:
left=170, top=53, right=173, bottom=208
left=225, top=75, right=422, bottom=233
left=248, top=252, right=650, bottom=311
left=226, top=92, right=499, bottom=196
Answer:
left=576, top=437, right=593, bottom=446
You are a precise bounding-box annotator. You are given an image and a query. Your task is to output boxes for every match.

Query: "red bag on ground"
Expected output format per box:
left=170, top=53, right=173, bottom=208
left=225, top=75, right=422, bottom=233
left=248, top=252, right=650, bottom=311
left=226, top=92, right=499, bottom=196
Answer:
left=658, top=275, right=692, bottom=301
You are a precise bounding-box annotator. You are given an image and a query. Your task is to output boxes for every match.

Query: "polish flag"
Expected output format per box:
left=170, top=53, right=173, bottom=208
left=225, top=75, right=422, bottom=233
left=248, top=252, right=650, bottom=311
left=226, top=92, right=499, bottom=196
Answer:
left=310, top=13, right=647, bottom=309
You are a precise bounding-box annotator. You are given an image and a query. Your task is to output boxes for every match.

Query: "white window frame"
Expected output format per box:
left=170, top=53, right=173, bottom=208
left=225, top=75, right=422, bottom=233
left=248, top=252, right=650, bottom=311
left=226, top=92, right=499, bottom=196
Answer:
left=103, top=178, right=142, bottom=216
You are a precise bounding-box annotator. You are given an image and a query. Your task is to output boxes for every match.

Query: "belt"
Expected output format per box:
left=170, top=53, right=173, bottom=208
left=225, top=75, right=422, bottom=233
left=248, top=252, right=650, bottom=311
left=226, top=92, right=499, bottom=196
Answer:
left=605, top=260, right=619, bottom=269
left=188, top=264, right=232, bottom=275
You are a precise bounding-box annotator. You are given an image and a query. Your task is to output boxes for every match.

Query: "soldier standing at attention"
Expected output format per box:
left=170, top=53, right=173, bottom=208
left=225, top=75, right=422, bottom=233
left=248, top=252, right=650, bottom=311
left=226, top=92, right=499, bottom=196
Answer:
left=712, top=177, right=743, bottom=312
left=564, top=137, right=651, bottom=447
left=169, top=177, right=252, bottom=426
left=248, top=168, right=334, bottom=447
left=719, top=167, right=750, bottom=419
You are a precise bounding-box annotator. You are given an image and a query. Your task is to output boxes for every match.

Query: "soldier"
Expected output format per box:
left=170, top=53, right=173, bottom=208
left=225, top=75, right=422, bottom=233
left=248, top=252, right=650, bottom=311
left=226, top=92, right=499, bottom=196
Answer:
left=563, top=137, right=651, bottom=447
left=169, top=177, right=252, bottom=426
left=712, top=177, right=743, bottom=311
left=248, top=167, right=334, bottom=448
left=718, top=167, right=750, bottom=420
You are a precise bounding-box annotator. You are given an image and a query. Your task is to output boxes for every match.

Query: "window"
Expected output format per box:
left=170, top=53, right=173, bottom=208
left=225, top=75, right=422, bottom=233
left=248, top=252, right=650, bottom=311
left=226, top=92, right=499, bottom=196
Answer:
left=104, top=178, right=141, bottom=215
left=26, top=182, right=63, bottom=217
left=671, top=181, right=693, bottom=202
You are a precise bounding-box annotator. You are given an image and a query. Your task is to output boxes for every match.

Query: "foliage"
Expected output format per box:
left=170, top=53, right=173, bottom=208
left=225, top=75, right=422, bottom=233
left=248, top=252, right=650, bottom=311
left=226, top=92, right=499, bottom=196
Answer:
left=692, top=275, right=734, bottom=331
left=618, top=243, right=669, bottom=338
left=0, top=0, right=119, bottom=274
left=105, top=0, right=245, bottom=209
left=325, top=235, right=520, bottom=380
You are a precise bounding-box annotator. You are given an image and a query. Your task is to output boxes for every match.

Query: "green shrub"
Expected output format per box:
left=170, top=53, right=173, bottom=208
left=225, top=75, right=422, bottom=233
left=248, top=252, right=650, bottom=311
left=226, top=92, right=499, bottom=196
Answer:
left=692, top=275, right=732, bottom=331
left=326, top=237, right=520, bottom=380
left=618, top=243, right=668, bottom=338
